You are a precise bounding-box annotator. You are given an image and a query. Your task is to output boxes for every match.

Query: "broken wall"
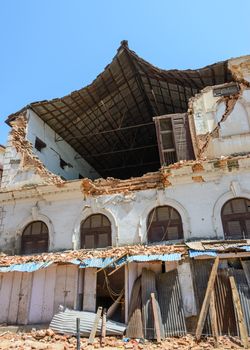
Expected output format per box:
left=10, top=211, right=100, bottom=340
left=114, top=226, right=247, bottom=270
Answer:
left=26, top=110, right=99, bottom=181
left=1, top=110, right=99, bottom=189
left=189, top=56, right=250, bottom=159
left=1, top=157, right=250, bottom=254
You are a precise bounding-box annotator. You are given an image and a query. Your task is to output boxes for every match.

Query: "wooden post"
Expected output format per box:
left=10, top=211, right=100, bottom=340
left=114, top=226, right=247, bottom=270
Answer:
left=229, top=276, right=249, bottom=349
left=209, top=290, right=218, bottom=347
left=101, top=308, right=107, bottom=347
left=195, top=257, right=219, bottom=341
left=88, top=307, right=103, bottom=344
left=76, top=318, right=80, bottom=350
left=151, top=293, right=161, bottom=343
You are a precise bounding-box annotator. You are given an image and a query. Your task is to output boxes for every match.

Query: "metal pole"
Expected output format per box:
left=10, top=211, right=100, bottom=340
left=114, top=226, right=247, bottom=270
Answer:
left=76, top=317, right=80, bottom=350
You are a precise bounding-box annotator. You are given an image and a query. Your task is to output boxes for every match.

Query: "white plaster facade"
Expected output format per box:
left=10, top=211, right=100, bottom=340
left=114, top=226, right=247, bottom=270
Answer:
left=26, top=110, right=100, bottom=180
left=1, top=158, right=250, bottom=254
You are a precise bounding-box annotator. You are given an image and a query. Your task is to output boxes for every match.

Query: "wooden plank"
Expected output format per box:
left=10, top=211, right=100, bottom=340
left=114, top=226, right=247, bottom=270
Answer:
left=65, top=265, right=77, bottom=309
left=101, top=308, right=106, bottom=347
left=88, top=306, right=102, bottom=344
left=209, top=290, right=218, bottom=347
left=17, top=272, right=33, bottom=324
left=42, top=265, right=57, bottom=322
left=195, top=257, right=219, bottom=340
left=29, top=269, right=46, bottom=323
left=0, top=273, right=14, bottom=323
left=8, top=272, right=22, bottom=324
left=151, top=293, right=161, bottom=343
left=54, top=265, right=67, bottom=313
left=229, top=276, right=249, bottom=349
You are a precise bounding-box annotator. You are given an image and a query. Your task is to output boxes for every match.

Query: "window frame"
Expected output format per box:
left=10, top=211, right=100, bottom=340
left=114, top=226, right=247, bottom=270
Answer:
left=80, top=214, right=112, bottom=249
left=21, top=220, right=49, bottom=255
left=147, top=205, right=183, bottom=243
left=221, top=198, right=250, bottom=240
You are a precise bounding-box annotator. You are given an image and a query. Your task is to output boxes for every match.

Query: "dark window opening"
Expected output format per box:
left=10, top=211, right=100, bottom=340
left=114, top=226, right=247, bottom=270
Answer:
left=81, top=214, right=111, bottom=249
left=60, top=157, right=73, bottom=170
left=147, top=205, right=183, bottom=243
left=221, top=198, right=250, bottom=239
left=21, top=220, right=49, bottom=254
left=35, top=137, right=46, bottom=152
left=96, top=267, right=125, bottom=323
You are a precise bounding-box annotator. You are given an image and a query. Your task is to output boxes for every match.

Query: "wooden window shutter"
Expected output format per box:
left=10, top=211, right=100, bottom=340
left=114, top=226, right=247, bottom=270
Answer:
left=154, top=113, right=194, bottom=166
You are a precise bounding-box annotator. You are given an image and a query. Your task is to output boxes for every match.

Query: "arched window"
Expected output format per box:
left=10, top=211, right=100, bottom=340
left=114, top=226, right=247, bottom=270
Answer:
left=147, top=206, right=183, bottom=243
left=81, top=214, right=111, bottom=249
left=221, top=198, right=250, bottom=239
left=21, top=221, right=49, bottom=254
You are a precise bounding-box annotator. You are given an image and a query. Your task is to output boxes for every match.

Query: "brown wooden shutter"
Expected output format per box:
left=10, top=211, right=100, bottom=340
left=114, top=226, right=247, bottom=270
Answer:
left=154, top=113, right=194, bottom=166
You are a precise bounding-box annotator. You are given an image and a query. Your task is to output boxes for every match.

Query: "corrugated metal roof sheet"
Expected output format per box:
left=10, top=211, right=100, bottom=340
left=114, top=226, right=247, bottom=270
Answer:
left=79, top=257, right=114, bottom=268
left=189, top=250, right=217, bottom=258
left=242, top=246, right=250, bottom=252
left=0, top=261, right=53, bottom=273
left=128, top=253, right=181, bottom=262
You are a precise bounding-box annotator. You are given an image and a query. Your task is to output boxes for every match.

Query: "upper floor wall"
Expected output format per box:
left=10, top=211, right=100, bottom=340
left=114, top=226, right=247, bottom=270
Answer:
left=26, top=109, right=99, bottom=180
left=189, top=55, right=250, bottom=160
left=0, top=157, right=250, bottom=255
left=1, top=111, right=99, bottom=189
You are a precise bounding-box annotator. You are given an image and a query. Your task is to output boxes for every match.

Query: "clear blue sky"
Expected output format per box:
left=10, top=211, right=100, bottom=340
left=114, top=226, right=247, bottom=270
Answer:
left=1, top=0, right=250, bottom=145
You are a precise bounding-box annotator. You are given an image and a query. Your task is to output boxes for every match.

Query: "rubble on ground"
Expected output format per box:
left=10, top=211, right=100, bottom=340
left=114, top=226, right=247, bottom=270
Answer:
left=0, top=329, right=246, bottom=350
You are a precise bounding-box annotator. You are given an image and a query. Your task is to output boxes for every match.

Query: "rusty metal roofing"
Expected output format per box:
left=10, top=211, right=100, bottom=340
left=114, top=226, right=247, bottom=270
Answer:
left=6, top=41, right=234, bottom=179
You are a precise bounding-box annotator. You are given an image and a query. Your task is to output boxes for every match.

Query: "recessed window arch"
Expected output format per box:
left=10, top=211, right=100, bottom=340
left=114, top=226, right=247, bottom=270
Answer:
left=221, top=197, right=250, bottom=239
left=21, top=221, right=49, bottom=254
left=147, top=205, right=183, bottom=243
left=81, top=214, right=111, bottom=249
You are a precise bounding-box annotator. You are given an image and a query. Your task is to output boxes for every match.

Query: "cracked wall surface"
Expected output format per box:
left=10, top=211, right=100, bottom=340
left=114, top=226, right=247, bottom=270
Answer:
left=189, top=56, right=250, bottom=160
left=1, top=114, right=64, bottom=189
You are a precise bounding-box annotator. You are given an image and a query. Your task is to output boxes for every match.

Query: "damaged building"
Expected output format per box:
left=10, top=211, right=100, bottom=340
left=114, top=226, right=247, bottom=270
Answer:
left=1, top=40, right=250, bottom=343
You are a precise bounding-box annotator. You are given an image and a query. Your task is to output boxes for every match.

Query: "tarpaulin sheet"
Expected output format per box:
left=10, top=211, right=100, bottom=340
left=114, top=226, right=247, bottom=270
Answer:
left=189, top=250, right=217, bottom=258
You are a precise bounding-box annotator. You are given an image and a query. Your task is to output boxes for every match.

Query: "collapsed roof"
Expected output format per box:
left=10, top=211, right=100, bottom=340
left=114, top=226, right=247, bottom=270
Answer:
left=7, top=41, right=234, bottom=179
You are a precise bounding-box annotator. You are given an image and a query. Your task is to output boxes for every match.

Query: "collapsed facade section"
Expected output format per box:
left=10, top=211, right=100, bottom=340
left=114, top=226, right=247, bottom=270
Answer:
left=1, top=43, right=250, bottom=343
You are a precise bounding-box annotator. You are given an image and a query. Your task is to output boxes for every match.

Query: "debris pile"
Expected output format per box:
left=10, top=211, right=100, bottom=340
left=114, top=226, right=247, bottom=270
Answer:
left=0, top=330, right=246, bottom=350
left=0, top=243, right=186, bottom=266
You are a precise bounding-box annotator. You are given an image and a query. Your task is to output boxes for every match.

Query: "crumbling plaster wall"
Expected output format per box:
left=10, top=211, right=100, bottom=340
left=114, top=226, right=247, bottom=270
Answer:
left=189, top=56, right=250, bottom=159
left=0, top=166, right=250, bottom=254
left=26, top=110, right=99, bottom=180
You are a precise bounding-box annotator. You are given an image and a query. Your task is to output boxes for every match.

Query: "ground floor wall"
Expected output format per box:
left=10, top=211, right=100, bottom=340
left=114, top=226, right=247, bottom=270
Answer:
left=1, top=258, right=250, bottom=339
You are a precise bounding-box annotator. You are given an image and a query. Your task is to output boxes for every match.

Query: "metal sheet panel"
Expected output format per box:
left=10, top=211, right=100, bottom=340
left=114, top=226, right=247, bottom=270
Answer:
left=231, top=268, right=250, bottom=336
left=126, top=276, right=143, bottom=338
left=128, top=253, right=182, bottom=262
left=189, top=250, right=217, bottom=258
left=141, top=268, right=164, bottom=340
left=156, top=270, right=186, bottom=337
left=214, top=270, right=237, bottom=336
left=192, top=259, right=212, bottom=335
left=50, top=309, right=126, bottom=336
left=0, top=261, right=53, bottom=273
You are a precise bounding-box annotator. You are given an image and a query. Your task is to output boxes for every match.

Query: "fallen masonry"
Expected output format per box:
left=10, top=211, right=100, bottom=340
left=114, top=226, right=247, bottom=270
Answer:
left=0, top=329, right=247, bottom=350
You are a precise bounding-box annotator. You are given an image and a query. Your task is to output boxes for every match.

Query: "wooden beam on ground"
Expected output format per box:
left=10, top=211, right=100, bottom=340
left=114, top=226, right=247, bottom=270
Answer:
left=229, top=276, right=249, bottom=349
left=151, top=293, right=161, bottom=343
left=209, top=290, right=218, bottom=347
left=88, top=306, right=103, bottom=344
left=195, top=257, right=219, bottom=341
